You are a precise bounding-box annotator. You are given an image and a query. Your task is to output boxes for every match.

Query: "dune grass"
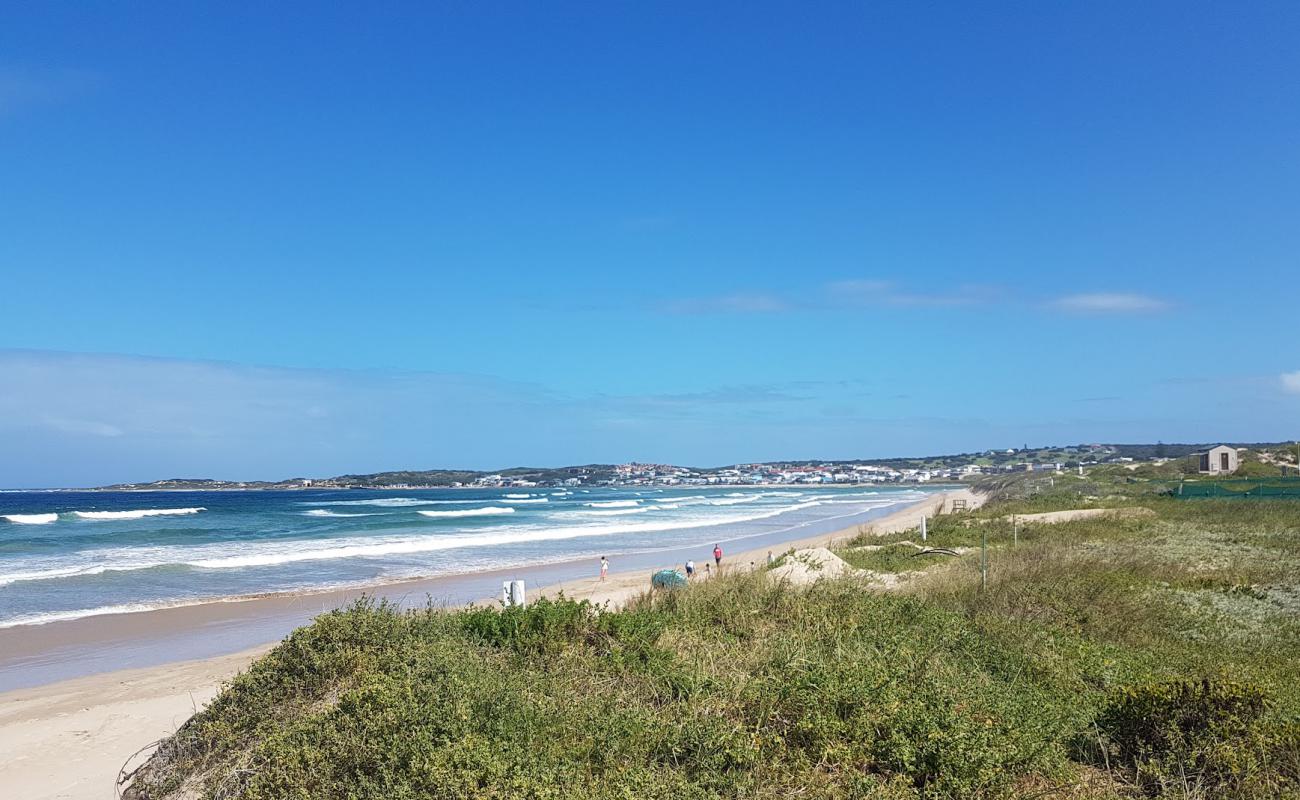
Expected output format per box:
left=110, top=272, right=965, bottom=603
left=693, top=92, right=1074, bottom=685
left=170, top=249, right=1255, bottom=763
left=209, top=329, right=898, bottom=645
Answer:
left=837, top=542, right=955, bottom=573
left=126, top=479, right=1300, bottom=799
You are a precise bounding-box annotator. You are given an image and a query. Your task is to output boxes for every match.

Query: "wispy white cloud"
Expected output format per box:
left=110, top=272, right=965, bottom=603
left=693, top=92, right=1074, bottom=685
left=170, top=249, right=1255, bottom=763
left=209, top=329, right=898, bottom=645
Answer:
left=0, top=350, right=849, bottom=485
left=1051, top=292, right=1170, bottom=314
left=1282, top=371, right=1300, bottom=395
left=0, top=349, right=562, bottom=485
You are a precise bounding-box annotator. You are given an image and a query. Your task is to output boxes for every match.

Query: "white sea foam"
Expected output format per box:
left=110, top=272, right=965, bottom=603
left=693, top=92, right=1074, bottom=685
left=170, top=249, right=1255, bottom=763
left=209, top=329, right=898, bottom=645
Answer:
left=506, top=498, right=549, bottom=504
left=309, top=498, right=437, bottom=508
left=416, top=506, right=515, bottom=519
left=586, top=500, right=641, bottom=508
left=0, top=494, right=931, bottom=595
left=73, top=507, right=205, bottom=520
left=504, top=493, right=532, bottom=499
left=0, top=564, right=111, bottom=586
left=657, top=495, right=708, bottom=505
left=709, top=496, right=760, bottom=506
left=188, top=501, right=825, bottom=570
left=583, top=507, right=651, bottom=516
left=0, top=602, right=181, bottom=629
left=2, top=513, right=59, bottom=525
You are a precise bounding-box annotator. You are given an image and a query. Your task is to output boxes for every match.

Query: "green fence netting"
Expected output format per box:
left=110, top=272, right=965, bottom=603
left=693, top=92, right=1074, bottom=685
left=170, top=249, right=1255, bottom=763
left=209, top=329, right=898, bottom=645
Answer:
left=1175, top=479, right=1300, bottom=499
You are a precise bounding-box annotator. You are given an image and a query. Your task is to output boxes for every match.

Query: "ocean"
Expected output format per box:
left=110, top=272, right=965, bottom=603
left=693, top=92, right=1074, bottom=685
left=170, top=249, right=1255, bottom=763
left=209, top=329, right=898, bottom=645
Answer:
left=0, top=485, right=934, bottom=629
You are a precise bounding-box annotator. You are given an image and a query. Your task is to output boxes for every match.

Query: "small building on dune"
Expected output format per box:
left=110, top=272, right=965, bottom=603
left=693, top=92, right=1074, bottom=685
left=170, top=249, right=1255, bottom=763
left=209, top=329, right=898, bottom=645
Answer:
left=1196, top=445, right=1239, bottom=475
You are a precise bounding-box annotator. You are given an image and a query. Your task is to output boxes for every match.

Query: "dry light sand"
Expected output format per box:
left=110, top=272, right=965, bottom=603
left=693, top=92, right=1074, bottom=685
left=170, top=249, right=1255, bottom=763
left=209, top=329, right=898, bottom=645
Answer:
left=0, top=487, right=980, bottom=800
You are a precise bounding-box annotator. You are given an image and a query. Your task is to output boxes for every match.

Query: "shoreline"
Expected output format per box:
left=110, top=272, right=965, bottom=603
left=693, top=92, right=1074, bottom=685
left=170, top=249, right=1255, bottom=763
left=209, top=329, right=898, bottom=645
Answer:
left=0, top=488, right=978, bottom=800
left=0, top=487, right=964, bottom=692
left=528, top=487, right=982, bottom=608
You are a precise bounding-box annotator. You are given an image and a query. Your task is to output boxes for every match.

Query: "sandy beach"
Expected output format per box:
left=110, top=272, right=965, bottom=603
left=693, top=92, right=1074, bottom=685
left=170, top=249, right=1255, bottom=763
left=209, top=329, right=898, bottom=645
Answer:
left=0, top=488, right=979, bottom=800
left=534, top=486, right=983, bottom=608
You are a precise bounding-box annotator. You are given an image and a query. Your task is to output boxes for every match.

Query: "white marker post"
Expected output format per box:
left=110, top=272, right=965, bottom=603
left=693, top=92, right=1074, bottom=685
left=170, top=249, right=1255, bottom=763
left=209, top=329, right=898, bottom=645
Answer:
left=510, top=580, right=526, bottom=608
left=920, top=515, right=927, bottom=541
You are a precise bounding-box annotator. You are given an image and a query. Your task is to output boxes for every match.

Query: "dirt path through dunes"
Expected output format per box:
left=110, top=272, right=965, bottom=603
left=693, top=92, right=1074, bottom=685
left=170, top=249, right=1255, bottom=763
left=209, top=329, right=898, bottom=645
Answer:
left=1006, top=507, right=1153, bottom=524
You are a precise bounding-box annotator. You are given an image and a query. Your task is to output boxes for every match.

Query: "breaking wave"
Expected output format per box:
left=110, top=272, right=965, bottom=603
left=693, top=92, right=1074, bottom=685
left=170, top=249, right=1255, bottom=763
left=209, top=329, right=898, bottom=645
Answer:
left=309, top=498, right=437, bottom=508
left=189, top=501, right=823, bottom=570
left=73, top=508, right=205, bottom=520
left=416, top=507, right=516, bottom=519
left=2, top=513, right=59, bottom=525
left=709, top=496, right=760, bottom=506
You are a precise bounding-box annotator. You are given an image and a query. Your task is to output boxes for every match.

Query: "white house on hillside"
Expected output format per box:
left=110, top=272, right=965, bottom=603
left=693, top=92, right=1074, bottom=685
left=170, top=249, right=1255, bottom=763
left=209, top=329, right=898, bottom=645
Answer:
left=1197, top=445, right=1239, bottom=475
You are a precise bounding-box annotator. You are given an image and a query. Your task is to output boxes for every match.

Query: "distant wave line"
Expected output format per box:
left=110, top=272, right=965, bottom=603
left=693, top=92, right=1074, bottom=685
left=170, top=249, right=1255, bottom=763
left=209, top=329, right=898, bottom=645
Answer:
left=416, top=507, right=516, bottom=519
left=73, top=508, right=206, bottom=520
left=302, top=509, right=383, bottom=518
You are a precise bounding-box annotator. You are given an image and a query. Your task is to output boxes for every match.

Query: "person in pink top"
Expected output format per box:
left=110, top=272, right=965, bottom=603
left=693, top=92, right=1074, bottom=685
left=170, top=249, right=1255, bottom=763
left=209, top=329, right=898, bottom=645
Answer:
left=713, top=544, right=723, bottom=568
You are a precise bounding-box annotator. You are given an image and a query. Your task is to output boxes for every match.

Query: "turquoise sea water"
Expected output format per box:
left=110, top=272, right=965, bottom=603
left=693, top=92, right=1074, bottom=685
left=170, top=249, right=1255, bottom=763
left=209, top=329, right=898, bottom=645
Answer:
left=0, top=485, right=932, bottom=628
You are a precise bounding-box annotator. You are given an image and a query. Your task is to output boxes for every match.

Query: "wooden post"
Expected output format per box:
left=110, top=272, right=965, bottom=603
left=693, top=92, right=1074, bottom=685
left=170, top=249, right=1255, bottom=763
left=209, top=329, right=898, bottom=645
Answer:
left=981, top=529, right=988, bottom=591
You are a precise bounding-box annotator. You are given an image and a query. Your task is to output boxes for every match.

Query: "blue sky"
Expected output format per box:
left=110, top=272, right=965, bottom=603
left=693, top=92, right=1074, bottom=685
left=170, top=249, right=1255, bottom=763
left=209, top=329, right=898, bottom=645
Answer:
left=2, top=2, right=1298, bottom=487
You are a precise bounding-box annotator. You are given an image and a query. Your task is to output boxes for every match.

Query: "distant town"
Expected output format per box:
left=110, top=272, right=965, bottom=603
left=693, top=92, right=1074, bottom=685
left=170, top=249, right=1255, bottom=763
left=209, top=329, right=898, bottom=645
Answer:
left=93, top=441, right=1299, bottom=491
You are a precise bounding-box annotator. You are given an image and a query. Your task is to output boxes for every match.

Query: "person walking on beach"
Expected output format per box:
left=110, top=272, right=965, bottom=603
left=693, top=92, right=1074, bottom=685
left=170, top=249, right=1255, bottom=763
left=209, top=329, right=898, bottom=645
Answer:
left=704, top=562, right=711, bottom=578
left=767, top=550, right=774, bottom=566
left=713, top=544, right=723, bottom=569
left=599, top=556, right=608, bottom=581
left=685, top=559, right=695, bottom=578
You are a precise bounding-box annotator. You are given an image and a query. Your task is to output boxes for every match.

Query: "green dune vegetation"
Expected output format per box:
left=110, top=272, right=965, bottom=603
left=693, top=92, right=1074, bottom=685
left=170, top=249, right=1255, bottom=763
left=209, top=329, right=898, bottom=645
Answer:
left=125, top=471, right=1299, bottom=799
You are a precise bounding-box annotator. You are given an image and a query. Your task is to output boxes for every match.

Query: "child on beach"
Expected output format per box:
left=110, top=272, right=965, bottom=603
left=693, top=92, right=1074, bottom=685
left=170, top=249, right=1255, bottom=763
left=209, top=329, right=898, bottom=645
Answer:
left=600, top=556, right=608, bottom=581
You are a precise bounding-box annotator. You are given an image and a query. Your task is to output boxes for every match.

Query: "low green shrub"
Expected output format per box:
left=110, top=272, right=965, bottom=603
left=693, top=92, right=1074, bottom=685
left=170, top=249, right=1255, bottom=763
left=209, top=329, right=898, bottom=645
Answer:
left=839, top=543, right=954, bottom=573
left=458, top=595, right=596, bottom=656
left=1091, top=678, right=1298, bottom=796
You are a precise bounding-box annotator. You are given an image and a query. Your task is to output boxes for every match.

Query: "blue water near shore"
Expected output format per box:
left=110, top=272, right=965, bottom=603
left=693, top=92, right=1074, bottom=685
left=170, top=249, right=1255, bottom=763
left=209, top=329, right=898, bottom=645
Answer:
left=0, top=486, right=932, bottom=628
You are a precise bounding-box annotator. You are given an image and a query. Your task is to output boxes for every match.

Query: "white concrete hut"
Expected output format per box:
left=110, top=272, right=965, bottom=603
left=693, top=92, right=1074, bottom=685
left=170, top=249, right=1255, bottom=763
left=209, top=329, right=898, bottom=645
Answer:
left=1196, top=445, right=1239, bottom=475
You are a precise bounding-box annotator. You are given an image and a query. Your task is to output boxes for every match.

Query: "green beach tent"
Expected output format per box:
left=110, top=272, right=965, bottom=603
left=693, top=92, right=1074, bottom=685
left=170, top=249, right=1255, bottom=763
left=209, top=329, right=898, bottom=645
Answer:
left=651, top=569, right=688, bottom=589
